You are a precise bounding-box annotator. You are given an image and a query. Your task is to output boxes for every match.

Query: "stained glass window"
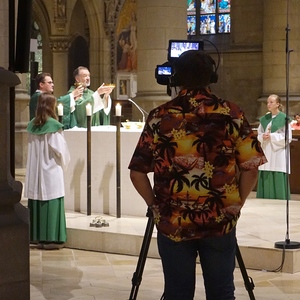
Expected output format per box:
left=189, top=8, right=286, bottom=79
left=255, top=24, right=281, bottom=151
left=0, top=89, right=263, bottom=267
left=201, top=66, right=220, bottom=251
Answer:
left=187, top=0, right=231, bottom=36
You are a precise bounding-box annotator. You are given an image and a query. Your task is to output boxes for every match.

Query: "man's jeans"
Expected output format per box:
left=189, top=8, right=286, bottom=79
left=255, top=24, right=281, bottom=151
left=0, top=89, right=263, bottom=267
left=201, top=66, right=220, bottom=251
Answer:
left=157, top=228, right=236, bottom=300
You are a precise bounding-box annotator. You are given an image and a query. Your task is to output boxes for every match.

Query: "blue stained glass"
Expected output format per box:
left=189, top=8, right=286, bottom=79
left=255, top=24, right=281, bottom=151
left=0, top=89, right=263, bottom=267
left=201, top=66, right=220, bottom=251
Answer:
left=187, top=15, right=196, bottom=35
left=201, top=0, right=216, bottom=14
left=186, top=0, right=230, bottom=35
left=218, top=14, right=230, bottom=33
left=200, top=14, right=216, bottom=35
left=187, top=0, right=196, bottom=14
left=218, top=0, right=230, bottom=13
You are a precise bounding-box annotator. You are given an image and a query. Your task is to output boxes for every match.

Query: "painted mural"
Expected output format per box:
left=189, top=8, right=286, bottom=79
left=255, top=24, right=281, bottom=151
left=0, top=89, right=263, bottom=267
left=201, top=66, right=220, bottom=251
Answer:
left=116, top=0, right=137, bottom=72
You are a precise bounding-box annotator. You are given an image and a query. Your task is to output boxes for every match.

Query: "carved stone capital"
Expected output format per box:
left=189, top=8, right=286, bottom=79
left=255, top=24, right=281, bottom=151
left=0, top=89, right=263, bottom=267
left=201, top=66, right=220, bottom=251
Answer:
left=49, top=38, right=70, bottom=52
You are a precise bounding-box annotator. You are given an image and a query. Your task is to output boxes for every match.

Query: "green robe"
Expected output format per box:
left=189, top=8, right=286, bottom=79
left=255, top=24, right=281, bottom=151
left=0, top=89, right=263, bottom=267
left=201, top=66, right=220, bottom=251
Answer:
left=29, top=91, right=41, bottom=120
left=57, top=86, right=110, bottom=129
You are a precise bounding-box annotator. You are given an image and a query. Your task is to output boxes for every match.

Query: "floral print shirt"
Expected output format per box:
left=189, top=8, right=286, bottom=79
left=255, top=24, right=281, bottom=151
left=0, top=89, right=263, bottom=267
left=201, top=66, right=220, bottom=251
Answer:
left=129, top=88, right=267, bottom=241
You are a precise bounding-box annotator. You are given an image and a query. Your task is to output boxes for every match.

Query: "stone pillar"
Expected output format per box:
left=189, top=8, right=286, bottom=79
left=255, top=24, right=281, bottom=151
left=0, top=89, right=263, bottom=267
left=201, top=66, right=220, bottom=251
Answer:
left=258, top=0, right=300, bottom=118
left=133, top=0, right=187, bottom=119
left=15, top=73, right=30, bottom=168
left=49, top=37, right=70, bottom=97
left=0, top=68, right=30, bottom=300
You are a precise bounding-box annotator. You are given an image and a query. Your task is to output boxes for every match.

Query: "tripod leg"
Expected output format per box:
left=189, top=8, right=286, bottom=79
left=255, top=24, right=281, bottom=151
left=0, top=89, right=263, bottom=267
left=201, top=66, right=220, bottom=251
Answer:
left=236, top=243, right=256, bottom=300
left=129, top=209, right=155, bottom=300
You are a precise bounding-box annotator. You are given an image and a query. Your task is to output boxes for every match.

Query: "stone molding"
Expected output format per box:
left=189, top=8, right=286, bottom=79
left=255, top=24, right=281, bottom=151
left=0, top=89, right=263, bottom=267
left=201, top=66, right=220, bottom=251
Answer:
left=49, top=37, right=70, bottom=52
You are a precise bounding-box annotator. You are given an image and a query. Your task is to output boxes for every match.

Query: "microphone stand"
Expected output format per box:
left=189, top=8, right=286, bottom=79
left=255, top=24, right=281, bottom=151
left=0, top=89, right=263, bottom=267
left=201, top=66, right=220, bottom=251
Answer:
left=128, top=98, right=148, bottom=122
left=274, top=0, right=300, bottom=250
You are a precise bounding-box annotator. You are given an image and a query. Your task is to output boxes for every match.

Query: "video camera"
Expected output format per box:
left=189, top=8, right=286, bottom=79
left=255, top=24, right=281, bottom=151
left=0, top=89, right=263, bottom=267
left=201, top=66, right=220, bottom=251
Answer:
left=155, top=39, right=205, bottom=86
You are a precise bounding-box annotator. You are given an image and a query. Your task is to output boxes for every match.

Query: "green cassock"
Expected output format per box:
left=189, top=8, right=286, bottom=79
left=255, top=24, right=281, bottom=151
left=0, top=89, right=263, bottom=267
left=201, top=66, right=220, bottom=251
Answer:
left=29, top=91, right=41, bottom=120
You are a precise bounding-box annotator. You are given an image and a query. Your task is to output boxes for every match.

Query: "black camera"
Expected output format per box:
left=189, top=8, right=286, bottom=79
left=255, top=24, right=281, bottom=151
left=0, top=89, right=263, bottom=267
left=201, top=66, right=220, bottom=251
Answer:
left=155, top=39, right=204, bottom=86
left=155, top=39, right=219, bottom=87
left=155, top=63, right=172, bottom=85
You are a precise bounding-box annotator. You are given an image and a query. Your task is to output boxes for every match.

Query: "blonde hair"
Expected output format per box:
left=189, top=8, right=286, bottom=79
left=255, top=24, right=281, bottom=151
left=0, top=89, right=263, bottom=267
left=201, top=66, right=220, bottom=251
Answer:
left=269, top=94, right=283, bottom=111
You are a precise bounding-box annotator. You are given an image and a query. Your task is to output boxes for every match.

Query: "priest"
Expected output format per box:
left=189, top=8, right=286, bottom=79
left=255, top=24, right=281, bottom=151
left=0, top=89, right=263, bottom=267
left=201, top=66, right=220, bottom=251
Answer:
left=58, top=66, right=114, bottom=128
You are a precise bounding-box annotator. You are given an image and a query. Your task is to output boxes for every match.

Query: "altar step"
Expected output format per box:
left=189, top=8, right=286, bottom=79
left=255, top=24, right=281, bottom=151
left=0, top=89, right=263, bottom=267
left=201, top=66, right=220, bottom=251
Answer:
left=65, top=206, right=300, bottom=274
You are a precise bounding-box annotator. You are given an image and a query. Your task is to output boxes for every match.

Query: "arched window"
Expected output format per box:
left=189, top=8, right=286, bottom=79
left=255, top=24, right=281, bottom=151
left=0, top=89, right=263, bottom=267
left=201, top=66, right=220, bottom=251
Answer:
left=187, top=0, right=230, bottom=36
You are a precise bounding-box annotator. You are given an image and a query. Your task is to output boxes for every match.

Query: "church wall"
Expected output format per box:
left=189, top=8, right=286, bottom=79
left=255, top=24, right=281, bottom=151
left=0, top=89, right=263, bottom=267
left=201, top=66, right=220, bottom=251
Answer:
left=211, top=51, right=263, bottom=123
left=3, top=0, right=300, bottom=167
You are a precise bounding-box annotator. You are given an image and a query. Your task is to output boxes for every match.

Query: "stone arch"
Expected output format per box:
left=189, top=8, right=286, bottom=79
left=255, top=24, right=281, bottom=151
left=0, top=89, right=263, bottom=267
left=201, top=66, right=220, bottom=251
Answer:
left=32, top=1, right=53, bottom=73
left=73, top=0, right=106, bottom=87
left=68, top=34, right=89, bottom=87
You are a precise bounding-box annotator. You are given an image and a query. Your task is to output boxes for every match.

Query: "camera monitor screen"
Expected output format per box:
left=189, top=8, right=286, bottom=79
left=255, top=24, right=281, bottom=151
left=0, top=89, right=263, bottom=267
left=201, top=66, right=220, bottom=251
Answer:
left=168, top=40, right=201, bottom=62
left=157, top=66, right=172, bottom=76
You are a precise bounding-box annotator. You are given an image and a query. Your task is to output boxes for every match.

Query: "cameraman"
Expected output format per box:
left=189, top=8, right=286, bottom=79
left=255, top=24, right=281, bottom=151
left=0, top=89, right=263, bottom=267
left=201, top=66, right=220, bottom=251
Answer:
left=129, top=50, right=267, bottom=300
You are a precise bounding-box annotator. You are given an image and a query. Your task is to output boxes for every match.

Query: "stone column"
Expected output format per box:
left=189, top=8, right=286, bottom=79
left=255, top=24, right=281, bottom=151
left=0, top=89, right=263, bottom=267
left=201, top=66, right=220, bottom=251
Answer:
left=133, top=0, right=187, bottom=119
left=258, top=0, right=300, bottom=118
left=0, top=68, right=30, bottom=300
left=15, top=73, right=30, bottom=168
left=49, top=37, right=70, bottom=97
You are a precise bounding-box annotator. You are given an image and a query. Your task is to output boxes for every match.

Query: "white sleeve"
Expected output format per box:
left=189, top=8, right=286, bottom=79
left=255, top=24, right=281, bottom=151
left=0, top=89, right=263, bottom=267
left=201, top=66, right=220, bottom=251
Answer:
left=92, top=91, right=112, bottom=115
left=69, top=93, right=76, bottom=113
left=257, top=123, right=264, bottom=144
left=270, top=124, right=292, bottom=151
left=48, top=132, right=71, bottom=170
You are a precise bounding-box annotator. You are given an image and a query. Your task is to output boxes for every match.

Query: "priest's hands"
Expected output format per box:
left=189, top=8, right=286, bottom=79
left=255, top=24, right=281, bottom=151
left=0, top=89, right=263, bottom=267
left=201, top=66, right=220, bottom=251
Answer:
left=97, top=83, right=114, bottom=97
left=72, top=84, right=84, bottom=101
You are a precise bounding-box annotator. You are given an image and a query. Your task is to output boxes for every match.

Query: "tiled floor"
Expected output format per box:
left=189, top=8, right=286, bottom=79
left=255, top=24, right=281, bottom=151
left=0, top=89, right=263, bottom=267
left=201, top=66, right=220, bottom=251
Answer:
left=29, top=246, right=300, bottom=300
left=15, top=169, right=300, bottom=299
left=27, top=194, right=300, bottom=300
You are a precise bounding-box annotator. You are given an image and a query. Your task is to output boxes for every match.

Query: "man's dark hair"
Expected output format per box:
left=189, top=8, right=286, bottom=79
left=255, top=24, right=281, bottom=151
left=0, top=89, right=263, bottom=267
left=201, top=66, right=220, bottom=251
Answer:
left=73, top=66, right=88, bottom=78
left=35, top=72, right=52, bottom=89
left=172, top=50, right=215, bottom=89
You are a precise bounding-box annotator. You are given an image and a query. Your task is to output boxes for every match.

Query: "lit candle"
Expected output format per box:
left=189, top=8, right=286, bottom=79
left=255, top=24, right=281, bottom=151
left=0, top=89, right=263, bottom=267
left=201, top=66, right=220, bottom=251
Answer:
left=57, top=103, right=63, bottom=116
left=115, top=103, right=122, bottom=116
left=86, top=103, right=92, bottom=116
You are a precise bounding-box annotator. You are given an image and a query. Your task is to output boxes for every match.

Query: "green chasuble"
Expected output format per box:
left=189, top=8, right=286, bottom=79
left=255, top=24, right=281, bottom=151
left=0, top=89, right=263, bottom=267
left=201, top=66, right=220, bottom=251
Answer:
left=58, top=86, right=110, bottom=128
left=92, top=108, right=111, bottom=126
left=29, top=91, right=41, bottom=120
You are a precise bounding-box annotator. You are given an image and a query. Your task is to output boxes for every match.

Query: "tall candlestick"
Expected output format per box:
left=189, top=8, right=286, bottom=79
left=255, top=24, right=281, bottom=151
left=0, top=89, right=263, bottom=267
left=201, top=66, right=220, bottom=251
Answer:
left=86, top=103, right=92, bottom=116
left=115, top=103, right=122, bottom=116
left=57, top=103, right=63, bottom=116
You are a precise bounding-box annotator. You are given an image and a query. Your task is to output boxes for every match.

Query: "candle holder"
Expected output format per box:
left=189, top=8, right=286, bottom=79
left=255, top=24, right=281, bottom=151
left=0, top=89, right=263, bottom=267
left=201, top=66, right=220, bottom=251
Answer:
left=87, top=115, right=91, bottom=216
left=115, top=115, right=122, bottom=218
left=58, top=115, right=63, bottom=124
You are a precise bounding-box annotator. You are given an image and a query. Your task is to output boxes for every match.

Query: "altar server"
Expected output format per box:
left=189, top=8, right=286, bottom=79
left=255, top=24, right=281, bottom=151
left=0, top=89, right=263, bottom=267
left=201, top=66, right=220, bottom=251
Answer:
left=256, top=94, right=292, bottom=200
left=25, top=93, right=71, bottom=250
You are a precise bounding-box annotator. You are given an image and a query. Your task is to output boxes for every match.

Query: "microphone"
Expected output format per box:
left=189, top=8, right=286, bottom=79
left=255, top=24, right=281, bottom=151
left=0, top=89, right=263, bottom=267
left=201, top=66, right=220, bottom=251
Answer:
left=128, top=98, right=148, bottom=122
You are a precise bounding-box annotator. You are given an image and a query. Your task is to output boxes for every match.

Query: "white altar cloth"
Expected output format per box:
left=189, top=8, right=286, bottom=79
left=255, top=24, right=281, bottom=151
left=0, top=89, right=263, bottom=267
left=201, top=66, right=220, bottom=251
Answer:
left=64, top=126, right=150, bottom=217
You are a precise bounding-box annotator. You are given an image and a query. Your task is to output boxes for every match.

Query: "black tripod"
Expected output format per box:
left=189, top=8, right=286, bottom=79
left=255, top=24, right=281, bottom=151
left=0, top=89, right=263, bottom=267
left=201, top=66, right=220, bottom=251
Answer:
left=129, top=209, right=255, bottom=300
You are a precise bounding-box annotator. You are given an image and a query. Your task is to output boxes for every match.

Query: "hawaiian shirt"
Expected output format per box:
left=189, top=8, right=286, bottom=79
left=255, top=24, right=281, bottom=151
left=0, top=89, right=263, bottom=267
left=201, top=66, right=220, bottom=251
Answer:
left=129, top=88, right=267, bottom=241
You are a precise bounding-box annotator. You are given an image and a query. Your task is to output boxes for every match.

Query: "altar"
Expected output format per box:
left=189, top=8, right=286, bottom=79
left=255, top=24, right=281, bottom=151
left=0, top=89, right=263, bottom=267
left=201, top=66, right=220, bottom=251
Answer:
left=63, top=126, right=149, bottom=217
left=64, top=127, right=300, bottom=217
